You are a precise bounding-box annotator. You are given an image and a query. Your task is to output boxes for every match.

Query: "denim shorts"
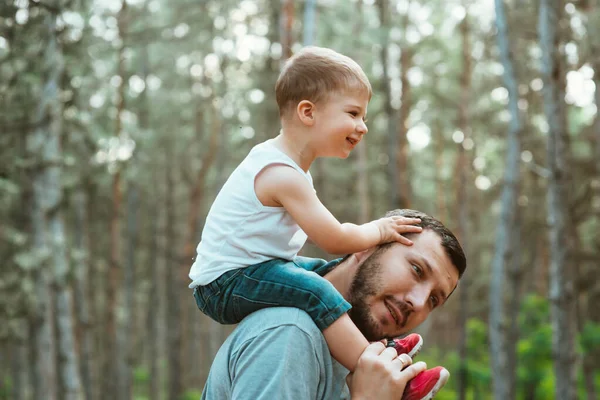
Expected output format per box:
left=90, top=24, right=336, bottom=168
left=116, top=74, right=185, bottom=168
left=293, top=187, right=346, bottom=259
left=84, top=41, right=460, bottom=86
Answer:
left=193, top=256, right=351, bottom=331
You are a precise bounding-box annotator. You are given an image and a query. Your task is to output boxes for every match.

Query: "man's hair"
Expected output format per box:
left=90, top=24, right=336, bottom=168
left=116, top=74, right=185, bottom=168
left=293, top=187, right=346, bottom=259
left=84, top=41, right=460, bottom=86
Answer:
left=382, top=209, right=467, bottom=278
left=275, top=46, right=372, bottom=117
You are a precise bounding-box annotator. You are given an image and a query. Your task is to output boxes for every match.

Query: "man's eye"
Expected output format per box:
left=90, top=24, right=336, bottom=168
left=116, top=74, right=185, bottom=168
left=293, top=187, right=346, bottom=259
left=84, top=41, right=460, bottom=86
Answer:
left=430, top=296, right=439, bottom=308
left=412, top=265, right=422, bottom=276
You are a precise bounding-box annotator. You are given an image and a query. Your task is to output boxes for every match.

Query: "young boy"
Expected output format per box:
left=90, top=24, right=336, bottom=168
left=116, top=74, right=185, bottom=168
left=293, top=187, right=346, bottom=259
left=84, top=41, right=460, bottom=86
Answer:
left=190, top=47, right=446, bottom=398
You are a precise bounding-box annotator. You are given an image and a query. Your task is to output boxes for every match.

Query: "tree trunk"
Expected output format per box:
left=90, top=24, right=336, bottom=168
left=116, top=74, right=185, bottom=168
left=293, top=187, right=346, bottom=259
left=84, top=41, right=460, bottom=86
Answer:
left=303, top=0, right=316, bottom=46
left=280, top=0, right=294, bottom=66
left=28, top=10, right=68, bottom=400
left=213, top=58, right=231, bottom=192
left=539, top=1, right=578, bottom=398
left=507, top=208, right=523, bottom=398
left=375, top=0, right=399, bottom=209
left=148, top=190, right=162, bottom=400
left=52, top=210, right=83, bottom=400
left=182, top=94, right=221, bottom=388
left=73, top=189, right=94, bottom=400
left=433, top=108, right=447, bottom=223
left=433, top=133, right=445, bottom=223
left=119, top=183, right=138, bottom=397
left=490, top=1, right=523, bottom=399
left=396, top=10, right=412, bottom=209
left=524, top=383, right=537, bottom=400
left=11, top=326, right=30, bottom=400
left=254, top=0, right=282, bottom=143
left=456, top=13, right=471, bottom=400
left=31, top=9, right=84, bottom=398
left=347, top=0, right=371, bottom=224
left=596, top=31, right=600, bottom=194
left=582, top=5, right=600, bottom=398
left=583, top=284, right=600, bottom=400
left=189, top=314, right=203, bottom=388
left=165, top=141, right=183, bottom=400
left=208, top=320, right=223, bottom=362
left=105, top=2, right=128, bottom=398
left=299, top=0, right=329, bottom=204
left=84, top=180, right=102, bottom=400
left=355, top=142, right=371, bottom=223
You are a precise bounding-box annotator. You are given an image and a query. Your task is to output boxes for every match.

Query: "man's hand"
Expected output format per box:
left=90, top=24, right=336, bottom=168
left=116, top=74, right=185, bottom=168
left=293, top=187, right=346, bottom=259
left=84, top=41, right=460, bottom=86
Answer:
left=347, top=342, right=427, bottom=400
left=372, top=216, right=423, bottom=246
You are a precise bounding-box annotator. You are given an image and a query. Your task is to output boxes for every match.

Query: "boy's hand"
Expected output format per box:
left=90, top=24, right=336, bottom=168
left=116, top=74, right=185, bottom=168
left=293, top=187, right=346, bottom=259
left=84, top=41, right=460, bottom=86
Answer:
left=372, top=217, right=422, bottom=246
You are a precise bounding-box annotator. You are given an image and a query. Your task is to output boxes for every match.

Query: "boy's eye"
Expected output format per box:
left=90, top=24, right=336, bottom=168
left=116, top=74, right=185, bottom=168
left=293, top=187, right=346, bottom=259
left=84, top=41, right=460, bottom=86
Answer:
left=348, top=111, right=358, bottom=116
left=363, top=117, right=368, bottom=123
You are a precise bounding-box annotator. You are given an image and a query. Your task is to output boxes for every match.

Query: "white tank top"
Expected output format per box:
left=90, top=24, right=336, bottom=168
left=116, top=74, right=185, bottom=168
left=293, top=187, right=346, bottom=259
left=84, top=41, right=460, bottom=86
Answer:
left=188, top=139, right=314, bottom=287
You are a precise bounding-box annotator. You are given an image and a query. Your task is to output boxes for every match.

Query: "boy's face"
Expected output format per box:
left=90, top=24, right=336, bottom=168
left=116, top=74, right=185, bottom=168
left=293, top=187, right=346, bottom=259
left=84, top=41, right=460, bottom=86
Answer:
left=312, top=90, right=370, bottom=158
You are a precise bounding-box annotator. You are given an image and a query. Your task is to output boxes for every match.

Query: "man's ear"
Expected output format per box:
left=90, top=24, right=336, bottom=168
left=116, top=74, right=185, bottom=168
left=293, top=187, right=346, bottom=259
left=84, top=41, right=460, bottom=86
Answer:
left=354, top=247, right=376, bottom=264
left=296, top=100, right=316, bottom=126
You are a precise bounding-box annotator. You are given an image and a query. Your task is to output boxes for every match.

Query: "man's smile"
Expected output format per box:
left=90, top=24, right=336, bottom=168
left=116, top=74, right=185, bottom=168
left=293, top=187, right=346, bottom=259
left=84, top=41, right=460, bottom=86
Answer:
left=385, top=298, right=408, bottom=329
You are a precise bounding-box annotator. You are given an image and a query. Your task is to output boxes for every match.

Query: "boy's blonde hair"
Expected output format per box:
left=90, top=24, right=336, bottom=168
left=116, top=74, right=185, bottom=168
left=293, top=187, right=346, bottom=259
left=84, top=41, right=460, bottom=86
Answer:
left=275, top=46, right=372, bottom=117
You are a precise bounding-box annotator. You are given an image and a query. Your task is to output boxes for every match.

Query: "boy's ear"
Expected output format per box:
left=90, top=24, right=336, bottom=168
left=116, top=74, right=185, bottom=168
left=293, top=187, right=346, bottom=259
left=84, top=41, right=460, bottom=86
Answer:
left=296, top=100, right=316, bottom=126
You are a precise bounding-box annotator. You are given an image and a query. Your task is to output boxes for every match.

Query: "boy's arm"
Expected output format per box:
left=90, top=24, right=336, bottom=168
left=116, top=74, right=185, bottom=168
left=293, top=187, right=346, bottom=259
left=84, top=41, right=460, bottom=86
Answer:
left=254, top=165, right=422, bottom=254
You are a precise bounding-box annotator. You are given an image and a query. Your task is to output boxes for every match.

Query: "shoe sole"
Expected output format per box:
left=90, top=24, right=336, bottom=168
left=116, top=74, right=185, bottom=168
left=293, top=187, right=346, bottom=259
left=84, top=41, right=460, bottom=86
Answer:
left=420, top=368, right=450, bottom=400
left=407, top=335, right=423, bottom=358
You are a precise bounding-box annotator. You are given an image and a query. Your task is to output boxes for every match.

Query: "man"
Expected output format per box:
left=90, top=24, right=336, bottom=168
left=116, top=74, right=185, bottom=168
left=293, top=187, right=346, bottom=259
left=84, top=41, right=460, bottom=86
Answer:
left=201, top=209, right=466, bottom=399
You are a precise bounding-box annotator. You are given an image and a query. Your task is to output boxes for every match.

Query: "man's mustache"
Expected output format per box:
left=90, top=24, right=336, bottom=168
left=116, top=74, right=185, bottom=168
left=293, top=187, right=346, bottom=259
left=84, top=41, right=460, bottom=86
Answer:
left=387, top=297, right=412, bottom=327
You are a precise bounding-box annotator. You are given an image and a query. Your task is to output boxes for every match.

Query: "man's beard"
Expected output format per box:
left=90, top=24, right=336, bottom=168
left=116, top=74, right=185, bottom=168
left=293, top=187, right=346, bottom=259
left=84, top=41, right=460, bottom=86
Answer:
left=347, top=250, right=385, bottom=341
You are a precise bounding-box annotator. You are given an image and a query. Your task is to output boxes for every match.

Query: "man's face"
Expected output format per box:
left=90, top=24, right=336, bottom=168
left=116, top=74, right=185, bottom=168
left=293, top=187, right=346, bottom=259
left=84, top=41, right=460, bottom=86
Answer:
left=348, top=229, right=459, bottom=341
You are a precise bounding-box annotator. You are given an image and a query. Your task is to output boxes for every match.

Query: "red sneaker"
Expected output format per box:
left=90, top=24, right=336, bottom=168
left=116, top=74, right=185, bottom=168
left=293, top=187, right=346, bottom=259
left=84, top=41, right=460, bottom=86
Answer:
left=386, top=333, right=423, bottom=358
left=402, top=366, right=450, bottom=400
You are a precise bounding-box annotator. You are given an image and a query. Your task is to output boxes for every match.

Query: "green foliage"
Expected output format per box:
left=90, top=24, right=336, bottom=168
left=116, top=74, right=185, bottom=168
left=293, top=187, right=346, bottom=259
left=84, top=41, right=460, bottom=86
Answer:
left=465, top=319, right=493, bottom=396
left=131, top=365, right=152, bottom=400
left=133, top=366, right=150, bottom=385
left=579, top=321, right=600, bottom=354
left=517, top=294, right=554, bottom=398
left=0, top=376, right=11, bottom=400
left=4, top=230, right=26, bottom=250
left=180, top=389, right=203, bottom=400
left=419, top=309, right=598, bottom=399
left=0, top=177, right=19, bottom=198
left=432, top=389, right=457, bottom=400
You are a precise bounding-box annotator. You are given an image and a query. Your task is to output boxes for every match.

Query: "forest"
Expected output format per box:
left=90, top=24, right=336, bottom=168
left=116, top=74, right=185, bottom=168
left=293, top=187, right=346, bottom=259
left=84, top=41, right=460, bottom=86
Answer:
left=1, top=0, right=599, bottom=399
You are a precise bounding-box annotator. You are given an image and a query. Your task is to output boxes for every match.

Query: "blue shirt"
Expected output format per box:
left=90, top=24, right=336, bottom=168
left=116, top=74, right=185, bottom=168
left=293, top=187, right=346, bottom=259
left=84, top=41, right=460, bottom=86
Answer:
left=201, top=307, right=348, bottom=399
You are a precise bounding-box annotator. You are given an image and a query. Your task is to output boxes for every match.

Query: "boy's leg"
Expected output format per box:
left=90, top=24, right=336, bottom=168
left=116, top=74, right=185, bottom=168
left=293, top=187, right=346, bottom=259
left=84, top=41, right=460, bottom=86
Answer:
left=227, top=258, right=351, bottom=329
left=193, top=268, right=244, bottom=324
left=292, top=256, right=342, bottom=277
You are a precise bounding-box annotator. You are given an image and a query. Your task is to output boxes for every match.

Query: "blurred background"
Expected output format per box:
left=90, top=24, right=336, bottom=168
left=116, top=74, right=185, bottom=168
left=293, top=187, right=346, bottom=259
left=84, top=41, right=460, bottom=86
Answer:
left=1, top=0, right=599, bottom=399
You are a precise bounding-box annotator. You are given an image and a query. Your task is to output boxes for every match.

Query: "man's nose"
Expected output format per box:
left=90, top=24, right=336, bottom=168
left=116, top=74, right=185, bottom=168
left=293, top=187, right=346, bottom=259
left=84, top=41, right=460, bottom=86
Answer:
left=407, top=287, right=429, bottom=311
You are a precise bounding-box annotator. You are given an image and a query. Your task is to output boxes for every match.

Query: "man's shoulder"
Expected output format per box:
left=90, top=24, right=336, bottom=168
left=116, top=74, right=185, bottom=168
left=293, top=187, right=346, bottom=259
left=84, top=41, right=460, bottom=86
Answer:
left=235, top=307, right=322, bottom=339
left=204, top=307, right=347, bottom=400
left=225, top=307, right=339, bottom=376
left=221, top=307, right=329, bottom=370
